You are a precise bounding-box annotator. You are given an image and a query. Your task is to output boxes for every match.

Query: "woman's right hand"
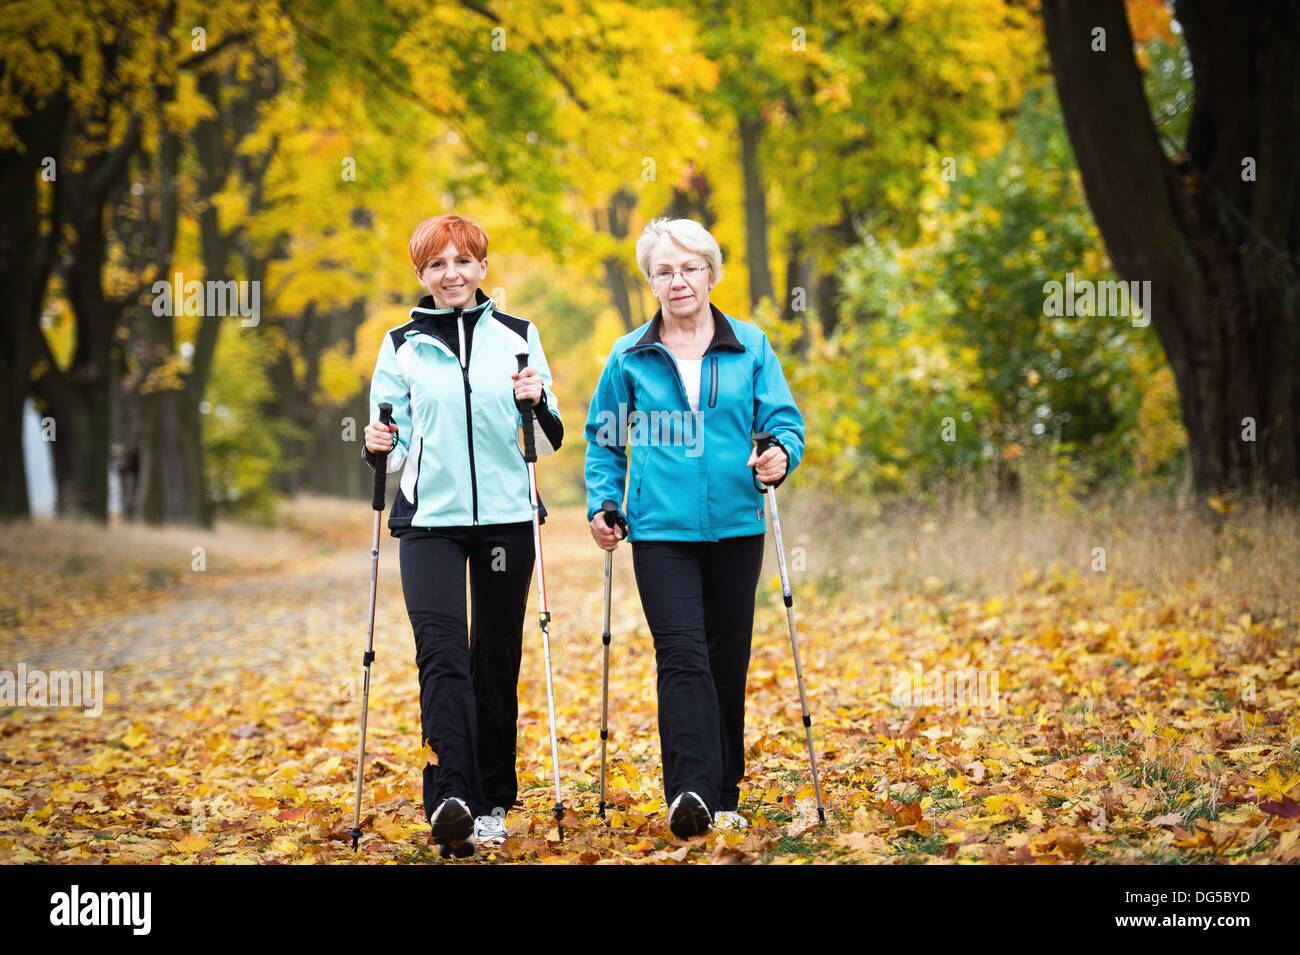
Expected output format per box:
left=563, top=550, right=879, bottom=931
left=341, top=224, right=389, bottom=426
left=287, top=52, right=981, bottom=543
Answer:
left=589, top=512, right=625, bottom=551
left=364, top=419, right=399, bottom=454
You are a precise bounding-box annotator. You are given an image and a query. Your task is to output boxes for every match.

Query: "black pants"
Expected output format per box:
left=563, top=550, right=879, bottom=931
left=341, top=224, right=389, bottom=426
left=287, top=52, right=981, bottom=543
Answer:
left=630, top=534, right=765, bottom=813
left=398, top=521, right=534, bottom=819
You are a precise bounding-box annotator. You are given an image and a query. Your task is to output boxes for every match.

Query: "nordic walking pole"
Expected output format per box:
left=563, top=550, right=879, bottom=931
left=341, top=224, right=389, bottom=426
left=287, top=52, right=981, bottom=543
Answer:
left=753, top=430, right=826, bottom=826
left=351, top=401, right=393, bottom=850
left=597, top=499, right=628, bottom=820
left=517, top=353, right=566, bottom=841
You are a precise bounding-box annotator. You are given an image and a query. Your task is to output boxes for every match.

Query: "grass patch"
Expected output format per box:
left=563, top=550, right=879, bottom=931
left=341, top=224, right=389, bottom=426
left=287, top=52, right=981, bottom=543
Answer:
left=886, top=829, right=948, bottom=860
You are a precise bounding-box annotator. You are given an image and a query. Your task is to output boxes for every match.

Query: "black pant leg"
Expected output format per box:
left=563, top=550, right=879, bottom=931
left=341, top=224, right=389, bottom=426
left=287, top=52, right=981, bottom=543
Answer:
left=467, top=521, right=534, bottom=817
left=631, top=540, right=721, bottom=811
left=399, top=529, right=480, bottom=819
left=701, top=534, right=765, bottom=812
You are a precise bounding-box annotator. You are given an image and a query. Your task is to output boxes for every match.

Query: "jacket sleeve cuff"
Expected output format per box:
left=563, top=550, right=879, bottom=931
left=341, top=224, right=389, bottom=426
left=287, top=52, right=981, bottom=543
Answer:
left=531, top=391, right=564, bottom=454
left=363, top=443, right=400, bottom=472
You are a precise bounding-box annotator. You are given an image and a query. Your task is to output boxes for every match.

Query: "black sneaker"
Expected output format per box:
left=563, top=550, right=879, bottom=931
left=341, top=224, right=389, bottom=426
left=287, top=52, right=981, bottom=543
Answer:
left=667, top=791, right=712, bottom=838
left=429, top=796, right=473, bottom=854
left=439, top=839, right=475, bottom=859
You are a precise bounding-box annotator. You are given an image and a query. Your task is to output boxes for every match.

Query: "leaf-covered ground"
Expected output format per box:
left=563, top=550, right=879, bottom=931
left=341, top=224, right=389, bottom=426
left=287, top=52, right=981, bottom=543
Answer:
left=1, top=498, right=1297, bottom=864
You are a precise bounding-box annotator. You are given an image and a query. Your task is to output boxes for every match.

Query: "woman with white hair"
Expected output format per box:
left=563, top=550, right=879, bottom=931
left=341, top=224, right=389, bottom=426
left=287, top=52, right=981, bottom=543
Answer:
left=584, top=217, right=805, bottom=838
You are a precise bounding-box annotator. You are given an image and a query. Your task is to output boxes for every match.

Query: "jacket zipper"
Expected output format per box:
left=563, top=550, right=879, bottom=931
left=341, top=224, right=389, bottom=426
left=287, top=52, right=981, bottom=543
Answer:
left=646, top=345, right=708, bottom=530
left=655, top=345, right=691, bottom=410
left=457, top=308, right=480, bottom=525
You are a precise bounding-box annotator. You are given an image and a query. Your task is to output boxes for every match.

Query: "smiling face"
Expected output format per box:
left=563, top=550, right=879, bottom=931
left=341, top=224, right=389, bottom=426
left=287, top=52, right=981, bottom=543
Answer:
left=415, top=241, right=488, bottom=310
left=648, top=240, right=716, bottom=321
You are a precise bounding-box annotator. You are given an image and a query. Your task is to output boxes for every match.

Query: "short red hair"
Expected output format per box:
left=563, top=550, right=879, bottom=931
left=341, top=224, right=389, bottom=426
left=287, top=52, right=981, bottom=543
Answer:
left=409, top=214, right=489, bottom=270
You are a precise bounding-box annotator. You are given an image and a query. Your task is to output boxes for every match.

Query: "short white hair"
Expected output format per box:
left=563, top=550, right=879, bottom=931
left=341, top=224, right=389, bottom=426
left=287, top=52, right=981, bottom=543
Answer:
left=635, top=218, right=723, bottom=285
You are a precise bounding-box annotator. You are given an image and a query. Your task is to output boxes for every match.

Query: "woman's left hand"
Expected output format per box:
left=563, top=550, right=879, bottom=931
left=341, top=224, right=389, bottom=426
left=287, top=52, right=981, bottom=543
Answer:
left=511, top=366, right=542, bottom=406
left=746, top=445, right=788, bottom=484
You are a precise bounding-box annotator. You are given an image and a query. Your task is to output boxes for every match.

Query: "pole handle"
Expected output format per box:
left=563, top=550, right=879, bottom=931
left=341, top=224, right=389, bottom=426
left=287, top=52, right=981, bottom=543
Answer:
left=600, top=499, right=629, bottom=537
left=516, top=353, right=537, bottom=464
left=372, top=402, right=393, bottom=511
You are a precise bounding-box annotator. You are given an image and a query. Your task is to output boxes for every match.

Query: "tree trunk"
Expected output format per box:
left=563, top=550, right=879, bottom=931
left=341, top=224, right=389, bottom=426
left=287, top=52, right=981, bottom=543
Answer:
left=782, top=232, right=813, bottom=323
left=26, top=63, right=143, bottom=523
left=138, top=62, right=277, bottom=526
left=1042, top=0, right=1300, bottom=502
left=32, top=194, right=119, bottom=521
left=594, top=189, right=638, bottom=332
left=738, top=112, right=775, bottom=312
left=0, top=164, right=40, bottom=521
left=665, top=161, right=717, bottom=231
left=0, top=93, right=70, bottom=520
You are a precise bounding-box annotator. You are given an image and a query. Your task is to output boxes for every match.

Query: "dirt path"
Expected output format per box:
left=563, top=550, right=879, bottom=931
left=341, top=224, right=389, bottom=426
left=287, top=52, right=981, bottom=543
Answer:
left=2, top=502, right=1296, bottom=865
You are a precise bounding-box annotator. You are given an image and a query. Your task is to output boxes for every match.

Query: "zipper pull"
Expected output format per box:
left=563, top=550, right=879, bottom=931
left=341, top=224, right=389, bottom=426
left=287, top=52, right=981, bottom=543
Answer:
left=456, top=307, right=471, bottom=393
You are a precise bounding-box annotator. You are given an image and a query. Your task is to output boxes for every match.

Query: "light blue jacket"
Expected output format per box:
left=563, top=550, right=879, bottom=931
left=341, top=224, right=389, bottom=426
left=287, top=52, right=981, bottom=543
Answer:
left=584, top=306, right=804, bottom=541
left=364, top=290, right=561, bottom=532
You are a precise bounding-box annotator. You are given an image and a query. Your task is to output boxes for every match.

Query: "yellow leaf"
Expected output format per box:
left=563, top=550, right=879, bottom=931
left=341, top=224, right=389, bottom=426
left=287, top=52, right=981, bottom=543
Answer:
left=87, top=749, right=120, bottom=773
left=173, top=834, right=210, bottom=853
left=1225, top=745, right=1269, bottom=760
left=374, top=818, right=409, bottom=841
left=1216, top=807, right=1256, bottom=824
left=4, top=846, right=43, bottom=864
left=1254, top=768, right=1298, bottom=800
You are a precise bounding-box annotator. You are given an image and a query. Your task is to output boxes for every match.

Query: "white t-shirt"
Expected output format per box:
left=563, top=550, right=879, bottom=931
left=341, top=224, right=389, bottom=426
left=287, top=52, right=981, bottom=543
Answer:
left=676, top=357, right=703, bottom=413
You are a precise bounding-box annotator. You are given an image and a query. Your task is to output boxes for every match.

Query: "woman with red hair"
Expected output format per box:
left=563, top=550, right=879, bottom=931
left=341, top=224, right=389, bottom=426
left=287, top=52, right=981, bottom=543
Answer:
left=362, top=214, right=563, bottom=856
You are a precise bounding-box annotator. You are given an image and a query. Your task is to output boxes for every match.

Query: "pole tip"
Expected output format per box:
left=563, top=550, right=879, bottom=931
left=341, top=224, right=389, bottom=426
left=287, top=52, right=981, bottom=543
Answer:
left=349, top=827, right=361, bottom=850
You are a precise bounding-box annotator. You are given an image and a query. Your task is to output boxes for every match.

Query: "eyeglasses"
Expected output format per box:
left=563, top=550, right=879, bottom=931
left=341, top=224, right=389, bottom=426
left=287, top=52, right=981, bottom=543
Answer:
left=650, top=265, right=708, bottom=286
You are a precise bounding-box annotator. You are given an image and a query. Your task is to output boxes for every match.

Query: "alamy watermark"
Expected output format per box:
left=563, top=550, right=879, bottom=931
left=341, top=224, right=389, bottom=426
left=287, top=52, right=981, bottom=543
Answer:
left=891, top=661, right=1000, bottom=715
left=151, top=271, right=260, bottom=327
left=1, top=663, right=103, bottom=716
left=49, top=885, right=150, bottom=935
left=1043, top=272, right=1150, bottom=327
left=590, top=402, right=704, bottom=458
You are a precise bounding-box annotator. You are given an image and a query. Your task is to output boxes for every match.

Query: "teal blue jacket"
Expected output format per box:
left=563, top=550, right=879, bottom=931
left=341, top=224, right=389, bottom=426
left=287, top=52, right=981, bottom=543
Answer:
left=364, top=290, right=561, bottom=532
left=584, top=306, right=804, bottom=541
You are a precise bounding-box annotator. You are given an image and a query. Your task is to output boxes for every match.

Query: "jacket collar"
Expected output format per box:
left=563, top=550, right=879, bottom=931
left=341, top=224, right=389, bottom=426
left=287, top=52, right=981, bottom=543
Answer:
left=408, top=287, right=494, bottom=324
left=629, top=303, right=745, bottom=353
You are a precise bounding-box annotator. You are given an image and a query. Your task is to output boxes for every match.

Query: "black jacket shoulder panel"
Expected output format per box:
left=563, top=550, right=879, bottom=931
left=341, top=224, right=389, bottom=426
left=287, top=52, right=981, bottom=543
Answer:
left=491, top=310, right=532, bottom=340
